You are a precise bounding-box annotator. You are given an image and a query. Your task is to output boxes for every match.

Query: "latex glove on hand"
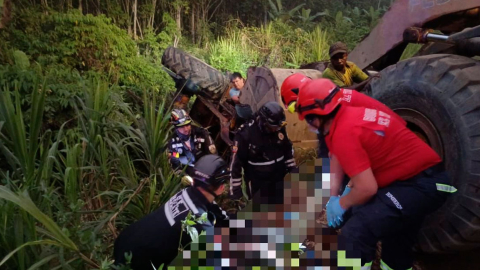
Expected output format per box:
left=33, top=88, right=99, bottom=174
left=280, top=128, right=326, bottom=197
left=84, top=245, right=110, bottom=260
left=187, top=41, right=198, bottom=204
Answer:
left=326, top=196, right=346, bottom=228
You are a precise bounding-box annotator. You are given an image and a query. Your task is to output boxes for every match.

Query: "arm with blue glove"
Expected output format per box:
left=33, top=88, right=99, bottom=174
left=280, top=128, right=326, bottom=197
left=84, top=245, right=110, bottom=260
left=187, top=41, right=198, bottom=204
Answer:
left=326, top=196, right=346, bottom=228
left=325, top=185, right=351, bottom=228
left=326, top=168, right=379, bottom=228
left=325, top=154, right=349, bottom=228
left=326, top=168, right=378, bottom=228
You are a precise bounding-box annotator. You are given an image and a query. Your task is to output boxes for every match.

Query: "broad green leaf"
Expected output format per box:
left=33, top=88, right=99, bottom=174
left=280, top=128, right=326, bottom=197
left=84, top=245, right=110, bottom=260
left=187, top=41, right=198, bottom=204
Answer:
left=27, top=254, right=58, bottom=270
left=185, top=220, right=196, bottom=226
left=186, top=226, right=199, bottom=243
left=13, top=50, right=30, bottom=70
left=0, top=240, right=61, bottom=267
left=0, top=186, right=78, bottom=251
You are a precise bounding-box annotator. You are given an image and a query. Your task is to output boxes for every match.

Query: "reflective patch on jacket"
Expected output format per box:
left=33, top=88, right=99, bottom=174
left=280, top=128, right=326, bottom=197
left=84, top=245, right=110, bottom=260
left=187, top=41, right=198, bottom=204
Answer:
left=164, top=189, right=199, bottom=226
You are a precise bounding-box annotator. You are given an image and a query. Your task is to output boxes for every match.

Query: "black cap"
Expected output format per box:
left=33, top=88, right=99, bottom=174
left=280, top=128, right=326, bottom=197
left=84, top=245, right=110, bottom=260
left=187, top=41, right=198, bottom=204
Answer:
left=329, top=42, right=348, bottom=58
left=258, top=101, right=286, bottom=127
left=187, top=155, right=229, bottom=187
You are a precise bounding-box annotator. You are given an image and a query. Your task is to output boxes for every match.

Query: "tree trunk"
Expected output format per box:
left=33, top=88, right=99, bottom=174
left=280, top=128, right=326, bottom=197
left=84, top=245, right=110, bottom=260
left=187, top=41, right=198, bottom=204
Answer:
left=264, top=3, right=267, bottom=26
left=123, top=0, right=132, bottom=35
left=133, top=0, right=138, bottom=39
left=150, top=0, right=157, bottom=28
left=78, top=0, right=82, bottom=12
left=175, top=5, right=182, bottom=36
left=191, top=1, right=195, bottom=44
left=0, top=0, right=12, bottom=29
left=41, top=0, right=49, bottom=9
left=136, top=16, right=143, bottom=39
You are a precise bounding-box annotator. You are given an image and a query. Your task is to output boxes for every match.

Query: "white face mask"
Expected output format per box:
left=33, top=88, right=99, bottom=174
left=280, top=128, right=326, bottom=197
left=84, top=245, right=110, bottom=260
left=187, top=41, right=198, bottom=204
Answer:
left=308, top=125, right=320, bottom=134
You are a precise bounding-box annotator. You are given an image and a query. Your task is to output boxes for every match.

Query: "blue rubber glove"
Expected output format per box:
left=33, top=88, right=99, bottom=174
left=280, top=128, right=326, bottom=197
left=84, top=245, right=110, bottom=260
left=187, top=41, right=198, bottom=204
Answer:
left=326, top=196, right=346, bottom=228
left=341, top=186, right=351, bottom=197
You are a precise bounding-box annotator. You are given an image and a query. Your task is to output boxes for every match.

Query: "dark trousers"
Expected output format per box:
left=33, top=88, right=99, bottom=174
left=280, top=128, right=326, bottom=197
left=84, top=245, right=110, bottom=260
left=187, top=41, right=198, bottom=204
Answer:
left=340, top=167, right=452, bottom=269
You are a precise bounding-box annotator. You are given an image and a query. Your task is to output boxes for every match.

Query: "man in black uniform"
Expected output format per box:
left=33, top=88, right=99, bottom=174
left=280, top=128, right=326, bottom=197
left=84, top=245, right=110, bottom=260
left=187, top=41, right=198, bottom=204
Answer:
left=168, top=109, right=217, bottom=170
left=229, top=101, right=296, bottom=205
left=113, top=155, right=230, bottom=269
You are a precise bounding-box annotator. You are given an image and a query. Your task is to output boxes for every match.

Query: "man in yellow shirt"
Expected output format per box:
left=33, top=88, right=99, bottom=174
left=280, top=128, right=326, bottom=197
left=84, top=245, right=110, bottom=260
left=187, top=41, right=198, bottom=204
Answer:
left=322, top=42, right=371, bottom=90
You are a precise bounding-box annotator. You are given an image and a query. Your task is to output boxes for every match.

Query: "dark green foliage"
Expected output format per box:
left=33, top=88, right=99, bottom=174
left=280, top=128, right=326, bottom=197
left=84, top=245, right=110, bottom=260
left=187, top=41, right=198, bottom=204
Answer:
left=0, top=7, right=175, bottom=128
left=4, top=8, right=172, bottom=90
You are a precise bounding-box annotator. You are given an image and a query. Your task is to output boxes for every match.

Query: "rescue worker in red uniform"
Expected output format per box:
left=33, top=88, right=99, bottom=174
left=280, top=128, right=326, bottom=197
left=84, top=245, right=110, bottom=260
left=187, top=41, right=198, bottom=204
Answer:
left=281, top=74, right=406, bottom=157
left=295, top=79, right=456, bottom=270
left=229, top=101, right=296, bottom=205
left=281, top=74, right=408, bottom=196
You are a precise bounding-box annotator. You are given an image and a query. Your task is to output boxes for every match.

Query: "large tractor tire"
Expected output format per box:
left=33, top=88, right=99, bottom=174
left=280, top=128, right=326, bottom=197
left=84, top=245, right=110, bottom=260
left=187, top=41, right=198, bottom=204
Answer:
left=369, top=54, right=480, bottom=253
left=161, top=46, right=229, bottom=100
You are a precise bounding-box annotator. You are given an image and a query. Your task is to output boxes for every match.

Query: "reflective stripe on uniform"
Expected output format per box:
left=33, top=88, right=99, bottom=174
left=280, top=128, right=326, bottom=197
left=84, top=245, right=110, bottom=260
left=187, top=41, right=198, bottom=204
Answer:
left=436, top=183, right=457, bottom=193
left=380, top=259, right=412, bottom=270
left=337, top=250, right=362, bottom=269
left=286, top=158, right=296, bottom=168
left=165, top=200, right=175, bottom=226
left=229, top=141, right=239, bottom=195
left=248, top=156, right=284, bottom=166
left=231, top=178, right=242, bottom=187
left=380, top=259, right=394, bottom=270
left=182, top=189, right=199, bottom=214
left=362, top=261, right=372, bottom=270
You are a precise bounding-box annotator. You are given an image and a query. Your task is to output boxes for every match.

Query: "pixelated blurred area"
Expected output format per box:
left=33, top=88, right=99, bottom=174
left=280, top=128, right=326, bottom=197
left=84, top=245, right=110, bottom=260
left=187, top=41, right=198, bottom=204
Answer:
left=168, top=159, right=347, bottom=269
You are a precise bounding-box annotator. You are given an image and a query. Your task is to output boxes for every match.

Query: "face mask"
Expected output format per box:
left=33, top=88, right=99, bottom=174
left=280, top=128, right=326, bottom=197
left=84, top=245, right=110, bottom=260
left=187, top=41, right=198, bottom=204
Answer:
left=308, top=125, right=320, bottom=134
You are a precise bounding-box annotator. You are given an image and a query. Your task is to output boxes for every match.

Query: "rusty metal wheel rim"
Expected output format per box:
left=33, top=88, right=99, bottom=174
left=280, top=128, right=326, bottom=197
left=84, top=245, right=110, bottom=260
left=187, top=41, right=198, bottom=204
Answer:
left=394, top=108, right=444, bottom=159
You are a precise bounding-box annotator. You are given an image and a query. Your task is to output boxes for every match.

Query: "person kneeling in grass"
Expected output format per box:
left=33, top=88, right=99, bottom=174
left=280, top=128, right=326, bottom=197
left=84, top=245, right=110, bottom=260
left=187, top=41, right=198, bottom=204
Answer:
left=113, top=155, right=230, bottom=269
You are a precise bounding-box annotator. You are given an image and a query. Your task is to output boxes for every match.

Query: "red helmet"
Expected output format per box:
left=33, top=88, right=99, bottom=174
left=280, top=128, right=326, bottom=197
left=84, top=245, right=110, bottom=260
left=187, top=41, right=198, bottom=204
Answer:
left=280, top=73, right=312, bottom=108
left=296, top=79, right=344, bottom=120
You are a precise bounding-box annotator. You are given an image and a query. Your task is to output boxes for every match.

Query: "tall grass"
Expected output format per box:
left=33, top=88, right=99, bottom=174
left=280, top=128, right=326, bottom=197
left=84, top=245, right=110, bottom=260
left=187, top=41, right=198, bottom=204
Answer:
left=309, top=26, right=330, bottom=62
left=207, top=31, right=259, bottom=75
left=200, top=20, right=332, bottom=71
left=0, top=76, right=180, bottom=269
